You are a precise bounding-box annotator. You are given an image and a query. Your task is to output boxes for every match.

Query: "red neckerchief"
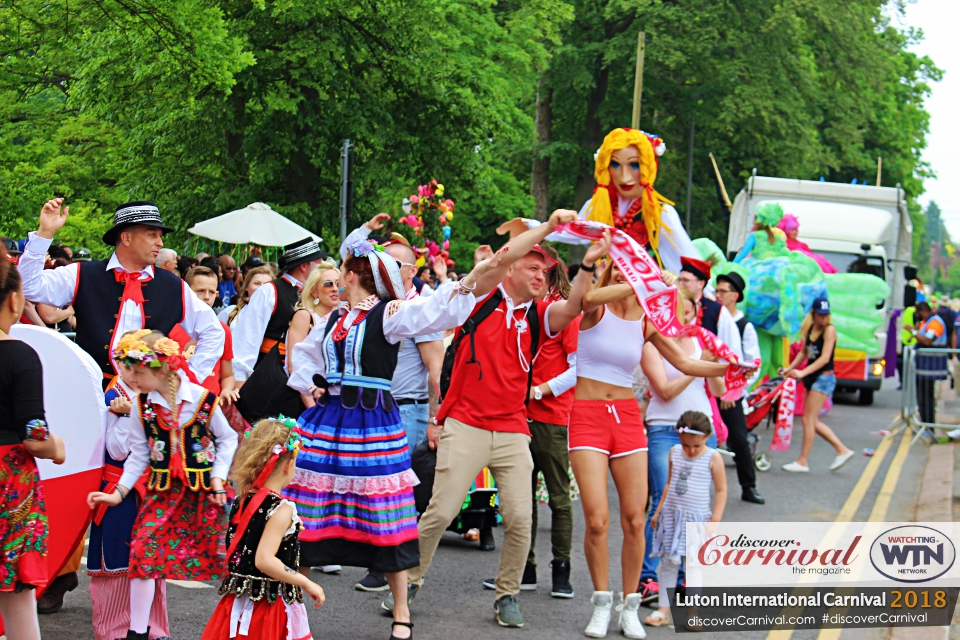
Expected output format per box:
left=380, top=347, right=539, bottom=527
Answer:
left=115, top=270, right=152, bottom=306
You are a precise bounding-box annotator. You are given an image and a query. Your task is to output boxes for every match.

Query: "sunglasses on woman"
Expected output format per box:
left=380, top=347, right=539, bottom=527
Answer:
left=322, top=280, right=339, bottom=288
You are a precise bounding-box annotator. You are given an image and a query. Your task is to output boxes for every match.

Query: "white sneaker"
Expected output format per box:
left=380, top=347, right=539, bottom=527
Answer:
left=585, top=591, right=613, bottom=638
left=319, top=565, right=342, bottom=574
left=829, top=451, right=855, bottom=471
left=617, top=592, right=647, bottom=639
left=781, top=462, right=809, bottom=473
left=947, top=428, right=960, bottom=440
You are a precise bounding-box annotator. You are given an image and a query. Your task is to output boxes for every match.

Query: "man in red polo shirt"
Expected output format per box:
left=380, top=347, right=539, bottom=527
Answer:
left=393, top=212, right=610, bottom=629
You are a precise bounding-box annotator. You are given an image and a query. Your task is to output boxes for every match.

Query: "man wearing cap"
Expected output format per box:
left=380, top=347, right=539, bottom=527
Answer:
left=677, top=256, right=742, bottom=354
left=386, top=210, right=604, bottom=629
left=231, top=237, right=327, bottom=389
left=19, top=198, right=225, bottom=382
left=714, top=271, right=764, bottom=504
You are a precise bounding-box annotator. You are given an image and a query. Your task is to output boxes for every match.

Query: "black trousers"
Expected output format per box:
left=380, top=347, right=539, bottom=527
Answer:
left=719, top=402, right=756, bottom=490
left=917, top=376, right=937, bottom=424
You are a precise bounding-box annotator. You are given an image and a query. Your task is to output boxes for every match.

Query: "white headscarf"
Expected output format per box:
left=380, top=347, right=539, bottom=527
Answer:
left=347, top=239, right=405, bottom=300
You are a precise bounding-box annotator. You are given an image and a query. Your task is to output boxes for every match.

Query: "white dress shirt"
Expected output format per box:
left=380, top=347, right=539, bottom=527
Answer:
left=716, top=305, right=743, bottom=363
left=288, top=279, right=476, bottom=395
left=731, top=310, right=762, bottom=389
left=105, top=377, right=137, bottom=462
left=120, top=371, right=238, bottom=489
left=19, top=233, right=225, bottom=380
left=231, top=273, right=303, bottom=382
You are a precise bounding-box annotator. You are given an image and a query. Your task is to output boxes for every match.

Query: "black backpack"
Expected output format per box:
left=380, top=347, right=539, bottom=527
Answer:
left=439, top=289, right=540, bottom=404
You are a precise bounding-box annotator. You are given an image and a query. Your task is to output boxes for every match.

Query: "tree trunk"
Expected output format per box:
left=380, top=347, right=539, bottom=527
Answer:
left=574, top=65, right=609, bottom=210
left=531, top=78, right=552, bottom=222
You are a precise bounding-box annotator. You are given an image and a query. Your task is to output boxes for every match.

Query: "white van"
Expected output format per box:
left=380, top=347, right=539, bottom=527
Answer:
left=727, top=174, right=913, bottom=404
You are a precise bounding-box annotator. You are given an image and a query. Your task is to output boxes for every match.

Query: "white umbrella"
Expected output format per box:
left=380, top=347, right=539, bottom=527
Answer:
left=188, top=202, right=320, bottom=247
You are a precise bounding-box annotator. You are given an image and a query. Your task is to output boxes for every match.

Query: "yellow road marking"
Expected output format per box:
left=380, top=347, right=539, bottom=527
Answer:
left=765, top=429, right=899, bottom=640
left=813, top=430, right=914, bottom=640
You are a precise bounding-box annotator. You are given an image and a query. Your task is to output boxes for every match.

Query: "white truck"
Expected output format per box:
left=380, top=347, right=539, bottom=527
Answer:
left=727, top=174, right=913, bottom=404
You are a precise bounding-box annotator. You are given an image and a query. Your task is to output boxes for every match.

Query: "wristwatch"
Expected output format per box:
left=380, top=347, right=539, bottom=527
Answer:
left=533, top=386, right=543, bottom=401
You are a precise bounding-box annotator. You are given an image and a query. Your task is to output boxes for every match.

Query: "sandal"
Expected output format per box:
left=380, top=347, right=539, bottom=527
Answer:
left=389, top=620, right=414, bottom=640
left=643, top=610, right=671, bottom=627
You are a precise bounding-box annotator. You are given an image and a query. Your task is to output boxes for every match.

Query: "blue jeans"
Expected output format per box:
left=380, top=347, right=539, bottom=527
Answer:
left=399, top=401, right=430, bottom=448
left=641, top=423, right=717, bottom=582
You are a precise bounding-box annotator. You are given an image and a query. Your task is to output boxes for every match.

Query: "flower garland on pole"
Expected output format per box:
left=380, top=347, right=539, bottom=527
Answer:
left=399, top=179, right=455, bottom=268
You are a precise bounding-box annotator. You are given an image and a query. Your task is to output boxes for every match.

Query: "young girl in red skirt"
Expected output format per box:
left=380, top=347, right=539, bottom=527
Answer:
left=0, top=244, right=66, bottom=640
left=202, top=417, right=325, bottom=640
left=88, top=329, right=238, bottom=640
left=87, top=353, right=170, bottom=640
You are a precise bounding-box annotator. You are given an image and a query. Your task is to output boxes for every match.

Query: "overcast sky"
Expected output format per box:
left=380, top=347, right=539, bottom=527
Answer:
left=897, top=0, right=960, bottom=238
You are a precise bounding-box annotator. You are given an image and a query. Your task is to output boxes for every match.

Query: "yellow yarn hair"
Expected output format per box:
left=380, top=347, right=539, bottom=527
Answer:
left=588, top=128, right=675, bottom=250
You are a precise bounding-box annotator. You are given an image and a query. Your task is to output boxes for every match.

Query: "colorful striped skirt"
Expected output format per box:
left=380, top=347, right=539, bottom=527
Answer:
left=282, top=399, right=420, bottom=572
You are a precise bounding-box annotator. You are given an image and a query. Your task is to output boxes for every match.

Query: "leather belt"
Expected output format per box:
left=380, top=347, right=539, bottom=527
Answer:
left=395, top=398, right=428, bottom=406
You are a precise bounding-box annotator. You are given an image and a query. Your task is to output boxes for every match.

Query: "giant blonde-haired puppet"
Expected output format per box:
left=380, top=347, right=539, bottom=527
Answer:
left=580, top=128, right=699, bottom=273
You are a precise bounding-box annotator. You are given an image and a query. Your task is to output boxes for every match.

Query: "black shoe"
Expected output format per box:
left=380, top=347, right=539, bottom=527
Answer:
left=550, top=560, right=574, bottom=598
left=478, top=526, right=495, bottom=551
left=38, top=571, right=79, bottom=614
left=389, top=620, right=413, bottom=640
left=122, top=629, right=149, bottom=640
left=482, top=577, right=496, bottom=590
left=520, top=561, right=537, bottom=590
left=356, top=570, right=391, bottom=592
left=741, top=487, right=766, bottom=504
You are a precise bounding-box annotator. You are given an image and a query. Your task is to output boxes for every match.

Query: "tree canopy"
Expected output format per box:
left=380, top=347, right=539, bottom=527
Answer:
left=0, top=0, right=939, bottom=266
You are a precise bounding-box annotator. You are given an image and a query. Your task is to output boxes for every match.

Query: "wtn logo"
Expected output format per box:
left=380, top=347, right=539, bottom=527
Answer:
left=880, top=543, right=944, bottom=570
left=870, top=526, right=956, bottom=583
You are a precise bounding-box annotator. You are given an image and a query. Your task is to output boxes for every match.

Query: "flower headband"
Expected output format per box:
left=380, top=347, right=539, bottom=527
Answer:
left=677, top=426, right=706, bottom=435
left=112, top=329, right=182, bottom=367
left=249, top=415, right=301, bottom=490
left=348, top=239, right=405, bottom=300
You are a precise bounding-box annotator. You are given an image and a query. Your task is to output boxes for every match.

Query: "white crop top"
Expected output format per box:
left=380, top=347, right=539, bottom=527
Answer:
left=577, top=307, right=645, bottom=388
left=645, top=340, right=713, bottom=426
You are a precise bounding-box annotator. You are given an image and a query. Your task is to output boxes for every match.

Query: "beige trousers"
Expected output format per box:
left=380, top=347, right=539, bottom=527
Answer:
left=409, top=417, right=534, bottom=599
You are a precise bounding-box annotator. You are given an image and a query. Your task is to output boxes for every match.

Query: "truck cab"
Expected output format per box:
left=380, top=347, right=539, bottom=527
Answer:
left=727, top=175, right=913, bottom=404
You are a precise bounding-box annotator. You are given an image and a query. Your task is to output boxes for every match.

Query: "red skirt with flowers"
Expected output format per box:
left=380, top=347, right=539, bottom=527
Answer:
left=129, top=477, right=225, bottom=581
left=0, top=444, right=48, bottom=592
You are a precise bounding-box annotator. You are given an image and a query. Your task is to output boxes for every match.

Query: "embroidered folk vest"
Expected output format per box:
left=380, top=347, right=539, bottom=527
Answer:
left=263, top=278, right=301, bottom=342
left=74, top=262, right=185, bottom=374
left=139, top=391, right=219, bottom=492
left=219, top=491, right=302, bottom=605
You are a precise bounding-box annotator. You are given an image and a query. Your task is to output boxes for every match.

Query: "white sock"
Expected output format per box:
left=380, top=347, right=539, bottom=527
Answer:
left=129, top=578, right=156, bottom=634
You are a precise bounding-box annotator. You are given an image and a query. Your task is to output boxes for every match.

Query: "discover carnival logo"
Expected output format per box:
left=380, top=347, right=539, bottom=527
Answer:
left=869, top=525, right=956, bottom=583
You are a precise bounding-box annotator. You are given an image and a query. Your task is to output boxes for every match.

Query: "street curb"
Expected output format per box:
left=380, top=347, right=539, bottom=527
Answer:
left=890, top=442, right=955, bottom=640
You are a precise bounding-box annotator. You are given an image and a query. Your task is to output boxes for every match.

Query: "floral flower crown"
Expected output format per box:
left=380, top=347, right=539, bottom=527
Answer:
left=245, top=415, right=302, bottom=457
left=349, top=239, right=385, bottom=258
left=112, top=329, right=181, bottom=367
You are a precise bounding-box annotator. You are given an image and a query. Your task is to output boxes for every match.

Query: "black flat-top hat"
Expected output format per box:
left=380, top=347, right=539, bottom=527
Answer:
left=102, top=201, right=174, bottom=246
left=283, top=237, right=325, bottom=271
left=716, top=271, right=747, bottom=303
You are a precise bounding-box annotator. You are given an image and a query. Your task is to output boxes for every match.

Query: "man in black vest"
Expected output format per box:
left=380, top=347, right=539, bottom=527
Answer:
left=232, top=238, right=326, bottom=388
left=18, top=197, right=225, bottom=611
left=714, top=272, right=765, bottom=504
left=20, top=198, right=225, bottom=382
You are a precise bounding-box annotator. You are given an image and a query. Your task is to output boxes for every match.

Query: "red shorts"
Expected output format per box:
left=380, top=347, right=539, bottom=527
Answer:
left=568, top=398, right=647, bottom=458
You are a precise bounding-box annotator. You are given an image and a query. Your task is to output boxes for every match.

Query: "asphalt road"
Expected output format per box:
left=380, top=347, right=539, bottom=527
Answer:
left=37, top=381, right=928, bottom=640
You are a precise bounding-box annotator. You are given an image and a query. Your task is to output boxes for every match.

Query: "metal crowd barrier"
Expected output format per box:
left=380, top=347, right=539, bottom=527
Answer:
left=894, top=345, right=958, bottom=445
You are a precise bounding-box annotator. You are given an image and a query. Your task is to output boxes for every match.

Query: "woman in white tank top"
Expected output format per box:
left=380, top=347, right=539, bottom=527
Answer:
left=571, top=248, right=732, bottom=640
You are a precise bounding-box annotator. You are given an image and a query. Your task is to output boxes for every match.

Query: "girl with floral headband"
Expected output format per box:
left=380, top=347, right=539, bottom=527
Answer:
left=88, top=331, right=170, bottom=640
left=201, top=417, right=325, bottom=640
left=87, top=329, right=238, bottom=640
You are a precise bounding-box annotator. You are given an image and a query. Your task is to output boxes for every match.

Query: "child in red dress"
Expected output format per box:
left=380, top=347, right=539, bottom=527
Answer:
left=202, top=417, right=325, bottom=640
left=88, top=329, right=238, bottom=640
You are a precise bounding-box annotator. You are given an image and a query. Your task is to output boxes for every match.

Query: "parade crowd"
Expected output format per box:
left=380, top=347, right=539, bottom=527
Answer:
left=1, top=130, right=859, bottom=640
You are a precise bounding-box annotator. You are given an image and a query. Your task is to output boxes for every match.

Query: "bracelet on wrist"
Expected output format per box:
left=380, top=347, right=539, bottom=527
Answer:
left=580, top=262, right=597, bottom=273
left=116, top=486, right=127, bottom=500
left=457, top=278, right=478, bottom=295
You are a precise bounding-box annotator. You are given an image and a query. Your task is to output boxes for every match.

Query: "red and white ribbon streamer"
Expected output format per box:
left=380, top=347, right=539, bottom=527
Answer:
left=770, top=377, right=797, bottom=452
left=557, top=219, right=759, bottom=391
